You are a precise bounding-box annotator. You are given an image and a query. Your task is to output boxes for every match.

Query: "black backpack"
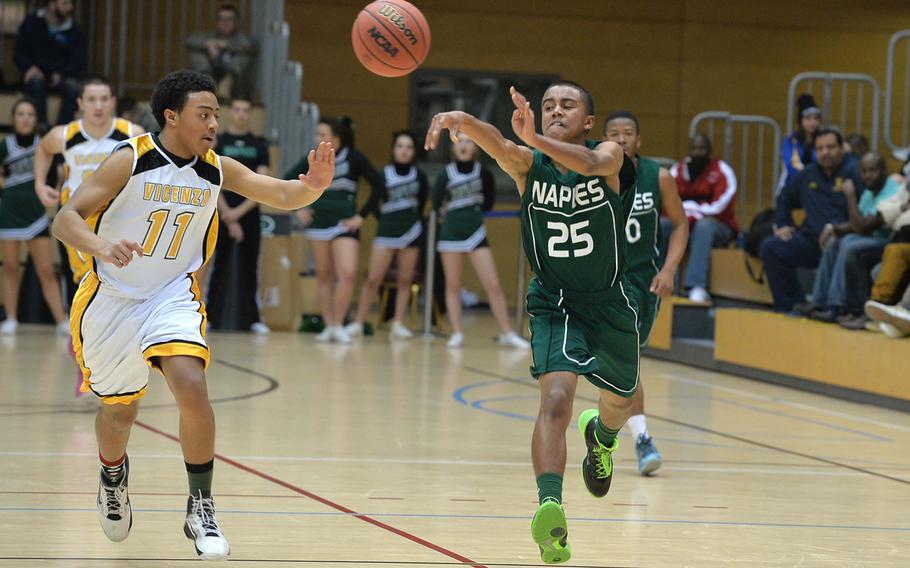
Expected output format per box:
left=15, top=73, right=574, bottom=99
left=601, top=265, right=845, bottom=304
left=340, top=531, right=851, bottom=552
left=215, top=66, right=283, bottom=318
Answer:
left=742, top=208, right=776, bottom=284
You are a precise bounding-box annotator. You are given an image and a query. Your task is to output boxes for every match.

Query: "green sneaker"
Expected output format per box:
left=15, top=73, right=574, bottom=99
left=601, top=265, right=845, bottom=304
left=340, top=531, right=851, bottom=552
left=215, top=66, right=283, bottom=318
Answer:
left=577, top=409, right=619, bottom=498
left=531, top=500, right=571, bottom=564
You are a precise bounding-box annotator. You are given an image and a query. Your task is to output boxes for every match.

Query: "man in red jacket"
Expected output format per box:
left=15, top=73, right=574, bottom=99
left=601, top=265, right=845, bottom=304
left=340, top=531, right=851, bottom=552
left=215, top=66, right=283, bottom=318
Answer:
left=664, top=134, right=738, bottom=302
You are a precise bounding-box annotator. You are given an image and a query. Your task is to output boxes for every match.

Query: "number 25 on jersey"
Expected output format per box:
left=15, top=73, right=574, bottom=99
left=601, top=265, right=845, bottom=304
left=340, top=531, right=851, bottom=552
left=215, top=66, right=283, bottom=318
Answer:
left=547, top=220, right=593, bottom=258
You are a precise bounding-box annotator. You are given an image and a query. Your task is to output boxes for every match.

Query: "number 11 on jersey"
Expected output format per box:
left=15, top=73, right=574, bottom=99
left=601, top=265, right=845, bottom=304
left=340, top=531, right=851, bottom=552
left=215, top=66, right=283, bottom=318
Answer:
left=141, top=209, right=195, bottom=259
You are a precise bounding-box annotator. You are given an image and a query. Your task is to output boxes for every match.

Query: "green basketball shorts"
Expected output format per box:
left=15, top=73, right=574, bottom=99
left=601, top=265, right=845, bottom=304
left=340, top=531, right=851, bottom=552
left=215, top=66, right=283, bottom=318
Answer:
left=625, top=265, right=661, bottom=348
left=526, top=277, right=640, bottom=397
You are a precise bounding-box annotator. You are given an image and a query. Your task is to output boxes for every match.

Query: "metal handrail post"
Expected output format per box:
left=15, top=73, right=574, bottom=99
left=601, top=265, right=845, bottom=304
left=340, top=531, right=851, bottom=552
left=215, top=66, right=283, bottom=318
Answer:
left=422, top=210, right=437, bottom=337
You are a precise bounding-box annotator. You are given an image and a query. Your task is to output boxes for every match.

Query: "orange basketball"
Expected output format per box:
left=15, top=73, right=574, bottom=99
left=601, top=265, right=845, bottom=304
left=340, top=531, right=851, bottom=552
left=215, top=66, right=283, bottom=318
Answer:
left=351, top=0, right=431, bottom=78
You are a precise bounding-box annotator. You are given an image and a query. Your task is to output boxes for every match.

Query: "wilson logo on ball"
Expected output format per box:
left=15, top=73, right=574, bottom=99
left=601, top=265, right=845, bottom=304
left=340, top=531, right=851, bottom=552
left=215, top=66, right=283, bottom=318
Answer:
left=368, top=26, right=399, bottom=57
left=376, top=4, right=418, bottom=46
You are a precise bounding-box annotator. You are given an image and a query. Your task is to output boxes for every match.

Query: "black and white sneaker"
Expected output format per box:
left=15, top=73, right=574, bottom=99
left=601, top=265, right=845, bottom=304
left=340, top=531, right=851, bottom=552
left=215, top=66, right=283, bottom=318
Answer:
left=184, top=492, right=230, bottom=560
left=97, top=456, right=132, bottom=542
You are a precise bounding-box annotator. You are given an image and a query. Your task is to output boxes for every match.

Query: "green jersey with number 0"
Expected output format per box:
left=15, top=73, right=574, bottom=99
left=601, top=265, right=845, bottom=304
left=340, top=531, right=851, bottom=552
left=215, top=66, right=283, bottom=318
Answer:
left=625, top=156, right=662, bottom=272
left=520, top=141, right=636, bottom=293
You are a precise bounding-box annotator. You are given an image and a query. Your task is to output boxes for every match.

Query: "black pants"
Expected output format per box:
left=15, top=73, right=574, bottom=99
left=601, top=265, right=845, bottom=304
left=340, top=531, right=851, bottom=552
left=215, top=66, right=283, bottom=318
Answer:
left=206, top=210, right=262, bottom=330
left=24, top=75, right=79, bottom=126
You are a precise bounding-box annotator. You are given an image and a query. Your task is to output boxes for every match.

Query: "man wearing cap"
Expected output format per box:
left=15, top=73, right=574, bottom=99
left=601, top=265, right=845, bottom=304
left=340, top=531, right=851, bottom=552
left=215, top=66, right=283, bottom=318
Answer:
left=780, top=94, right=822, bottom=188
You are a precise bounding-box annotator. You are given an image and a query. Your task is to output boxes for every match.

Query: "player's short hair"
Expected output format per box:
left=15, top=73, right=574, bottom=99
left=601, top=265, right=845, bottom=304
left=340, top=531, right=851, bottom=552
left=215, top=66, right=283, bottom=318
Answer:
left=544, top=80, right=595, bottom=117
left=815, top=127, right=844, bottom=146
left=79, top=75, right=114, bottom=98
left=218, top=3, right=239, bottom=16
left=603, top=110, right=640, bottom=135
left=151, top=70, right=217, bottom=128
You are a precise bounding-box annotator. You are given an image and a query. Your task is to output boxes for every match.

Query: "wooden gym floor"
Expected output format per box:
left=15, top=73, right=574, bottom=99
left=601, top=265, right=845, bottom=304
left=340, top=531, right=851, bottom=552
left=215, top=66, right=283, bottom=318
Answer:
left=0, top=314, right=908, bottom=567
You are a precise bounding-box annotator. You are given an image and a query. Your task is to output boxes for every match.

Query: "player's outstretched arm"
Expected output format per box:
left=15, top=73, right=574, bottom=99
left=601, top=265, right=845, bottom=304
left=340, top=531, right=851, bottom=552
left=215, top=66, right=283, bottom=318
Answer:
left=509, top=86, right=623, bottom=179
left=424, top=111, right=532, bottom=188
left=34, top=125, right=65, bottom=207
left=221, top=141, right=335, bottom=209
left=651, top=167, right=689, bottom=297
left=52, top=148, right=144, bottom=268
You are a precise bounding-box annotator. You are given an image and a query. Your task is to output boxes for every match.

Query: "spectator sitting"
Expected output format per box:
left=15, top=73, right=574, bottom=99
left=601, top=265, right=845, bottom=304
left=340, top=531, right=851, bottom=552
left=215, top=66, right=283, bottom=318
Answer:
left=798, top=152, right=900, bottom=324
left=13, top=0, right=81, bottom=128
left=780, top=94, right=822, bottom=189
left=665, top=134, right=738, bottom=302
left=760, top=128, right=862, bottom=313
left=185, top=4, right=255, bottom=100
left=844, top=132, right=869, bottom=158
left=117, top=95, right=160, bottom=134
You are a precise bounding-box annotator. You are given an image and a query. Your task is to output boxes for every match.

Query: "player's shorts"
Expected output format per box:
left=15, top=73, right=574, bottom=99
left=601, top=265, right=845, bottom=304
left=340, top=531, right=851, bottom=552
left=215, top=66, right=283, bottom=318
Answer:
left=625, top=265, right=661, bottom=348
left=526, top=277, right=640, bottom=397
left=71, top=272, right=210, bottom=405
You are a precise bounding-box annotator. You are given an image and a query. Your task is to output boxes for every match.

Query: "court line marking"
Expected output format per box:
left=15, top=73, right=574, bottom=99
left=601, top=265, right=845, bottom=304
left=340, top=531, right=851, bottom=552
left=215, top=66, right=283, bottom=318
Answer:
left=461, top=367, right=910, bottom=487
left=0, top=450, right=899, bottom=478
left=663, top=371, right=910, bottom=434
left=0, top=559, right=635, bottom=568
left=133, top=417, right=487, bottom=568
left=3, top=506, right=909, bottom=533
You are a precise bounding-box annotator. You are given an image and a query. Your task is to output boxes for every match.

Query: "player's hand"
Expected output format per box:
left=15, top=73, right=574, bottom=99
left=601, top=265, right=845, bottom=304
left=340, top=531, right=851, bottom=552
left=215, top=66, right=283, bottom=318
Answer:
left=36, top=183, right=60, bottom=208
left=227, top=221, right=244, bottom=242
left=220, top=207, right=241, bottom=224
left=424, top=111, right=466, bottom=150
left=341, top=214, right=363, bottom=232
left=97, top=239, right=143, bottom=268
left=650, top=269, right=675, bottom=298
left=774, top=225, right=795, bottom=242
left=295, top=208, right=314, bottom=226
left=298, top=141, right=335, bottom=192
left=509, top=86, right=537, bottom=146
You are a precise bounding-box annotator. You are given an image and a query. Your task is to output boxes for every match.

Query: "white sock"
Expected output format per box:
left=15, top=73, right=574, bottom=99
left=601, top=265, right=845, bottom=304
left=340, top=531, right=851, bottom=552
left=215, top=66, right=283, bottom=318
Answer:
left=627, top=414, right=648, bottom=439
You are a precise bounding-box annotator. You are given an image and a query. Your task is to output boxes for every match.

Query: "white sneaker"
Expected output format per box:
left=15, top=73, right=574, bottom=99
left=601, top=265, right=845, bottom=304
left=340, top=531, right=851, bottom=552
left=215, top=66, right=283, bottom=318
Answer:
left=0, top=319, right=18, bottom=335
left=250, top=322, right=270, bottom=335
left=497, top=331, right=530, bottom=349
left=57, top=321, right=71, bottom=336
left=332, top=325, right=353, bottom=344
left=97, top=457, right=132, bottom=542
left=881, top=322, right=906, bottom=339
left=865, top=301, right=910, bottom=337
left=343, top=322, right=363, bottom=337
left=184, top=492, right=230, bottom=560
left=390, top=320, right=413, bottom=339
left=446, top=332, right=464, bottom=348
left=315, top=327, right=334, bottom=342
left=688, top=286, right=711, bottom=303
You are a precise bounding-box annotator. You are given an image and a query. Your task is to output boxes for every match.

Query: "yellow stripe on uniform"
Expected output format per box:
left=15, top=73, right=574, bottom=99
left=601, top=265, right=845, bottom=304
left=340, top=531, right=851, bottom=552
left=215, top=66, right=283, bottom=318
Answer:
left=100, top=388, right=147, bottom=406
left=114, top=118, right=132, bottom=137
left=143, top=341, right=210, bottom=370
left=190, top=273, right=209, bottom=341
left=70, top=272, right=100, bottom=391
left=201, top=211, right=219, bottom=269
left=64, top=120, right=81, bottom=143
left=134, top=132, right=155, bottom=159
left=201, top=148, right=219, bottom=168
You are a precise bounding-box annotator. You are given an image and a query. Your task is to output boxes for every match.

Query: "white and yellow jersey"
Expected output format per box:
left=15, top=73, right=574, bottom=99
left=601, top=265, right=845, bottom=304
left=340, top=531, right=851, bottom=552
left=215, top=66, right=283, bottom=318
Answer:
left=61, top=118, right=134, bottom=201
left=92, top=133, right=221, bottom=299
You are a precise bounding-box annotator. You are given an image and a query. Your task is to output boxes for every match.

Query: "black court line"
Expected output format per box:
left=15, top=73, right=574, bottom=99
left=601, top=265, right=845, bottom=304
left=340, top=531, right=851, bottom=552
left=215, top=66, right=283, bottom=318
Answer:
left=0, top=559, right=640, bottom=567
left=0, top=357, right=279, bottom=418
left=462, top=366, right=910, bottom=487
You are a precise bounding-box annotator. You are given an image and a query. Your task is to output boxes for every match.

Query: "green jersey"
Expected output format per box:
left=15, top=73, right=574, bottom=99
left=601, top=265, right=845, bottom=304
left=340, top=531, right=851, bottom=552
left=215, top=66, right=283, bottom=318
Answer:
left=626, top=156, right=662, bottom=272
left=520, top=141, right=636, bottom=293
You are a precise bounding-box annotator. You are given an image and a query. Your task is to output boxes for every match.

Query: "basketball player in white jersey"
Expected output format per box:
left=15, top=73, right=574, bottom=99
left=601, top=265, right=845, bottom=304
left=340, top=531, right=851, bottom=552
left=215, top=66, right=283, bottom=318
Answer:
left=35, top=76, right=145, bottom=285
left=52, top=70, right=335, bottom=560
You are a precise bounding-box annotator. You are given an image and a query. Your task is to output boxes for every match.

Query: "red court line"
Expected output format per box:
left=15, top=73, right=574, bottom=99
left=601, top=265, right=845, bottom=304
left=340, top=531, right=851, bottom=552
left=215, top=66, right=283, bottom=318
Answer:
left=135, top=420, right=487, bottom=568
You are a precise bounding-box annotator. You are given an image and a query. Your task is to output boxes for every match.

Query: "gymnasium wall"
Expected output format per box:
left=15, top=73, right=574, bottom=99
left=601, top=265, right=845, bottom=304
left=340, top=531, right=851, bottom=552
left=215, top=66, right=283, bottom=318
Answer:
left=287, top=0, right=910, bottom=166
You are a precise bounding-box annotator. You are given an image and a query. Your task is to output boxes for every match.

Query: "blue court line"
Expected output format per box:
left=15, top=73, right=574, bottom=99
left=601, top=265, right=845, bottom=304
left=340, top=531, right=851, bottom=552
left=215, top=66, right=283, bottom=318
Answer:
left=3, top=506, right=907, bottom=533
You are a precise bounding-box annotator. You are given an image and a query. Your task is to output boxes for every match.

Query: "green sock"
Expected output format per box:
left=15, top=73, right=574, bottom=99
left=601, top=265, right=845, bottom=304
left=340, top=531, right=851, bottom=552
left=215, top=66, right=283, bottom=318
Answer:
left=594, top=417, right=619, bottom=447
left=185, top=459, right=214, bottom=498
left=536, top=473, right=563, bottom=505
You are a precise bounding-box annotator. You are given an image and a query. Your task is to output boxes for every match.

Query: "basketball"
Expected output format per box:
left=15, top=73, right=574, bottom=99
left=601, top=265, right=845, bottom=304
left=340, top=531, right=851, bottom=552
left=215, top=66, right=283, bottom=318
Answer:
left=351, top=0, right=431, bottom=77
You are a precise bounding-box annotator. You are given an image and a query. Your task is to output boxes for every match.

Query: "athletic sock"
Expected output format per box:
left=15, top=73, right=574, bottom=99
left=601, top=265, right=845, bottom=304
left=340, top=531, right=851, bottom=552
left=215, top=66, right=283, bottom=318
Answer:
left=100, top=453, right=126, bottom=484
left=186, top=459, right=214, bottom=499
left=536, top=473, right=563, bottom=505
left=627, top=414, right=649, bottom=440
left=594, top=417, right=620, bottom=447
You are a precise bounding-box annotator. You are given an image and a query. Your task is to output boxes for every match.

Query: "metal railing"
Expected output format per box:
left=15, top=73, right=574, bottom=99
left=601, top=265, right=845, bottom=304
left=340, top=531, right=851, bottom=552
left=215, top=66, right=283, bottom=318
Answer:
left=689, top=112, right=781, bottom=225
left=884, top=29, right=910, bottom=161
left=787, top=72, right=880, bottom=152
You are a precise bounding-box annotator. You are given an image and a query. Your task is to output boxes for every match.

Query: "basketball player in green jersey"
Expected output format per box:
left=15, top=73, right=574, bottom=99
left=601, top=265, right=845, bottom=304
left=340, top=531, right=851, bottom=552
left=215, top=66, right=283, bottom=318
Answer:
left=604, top=111, right=689, bottom=475
left=426, top=82, right=638, bottom=564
